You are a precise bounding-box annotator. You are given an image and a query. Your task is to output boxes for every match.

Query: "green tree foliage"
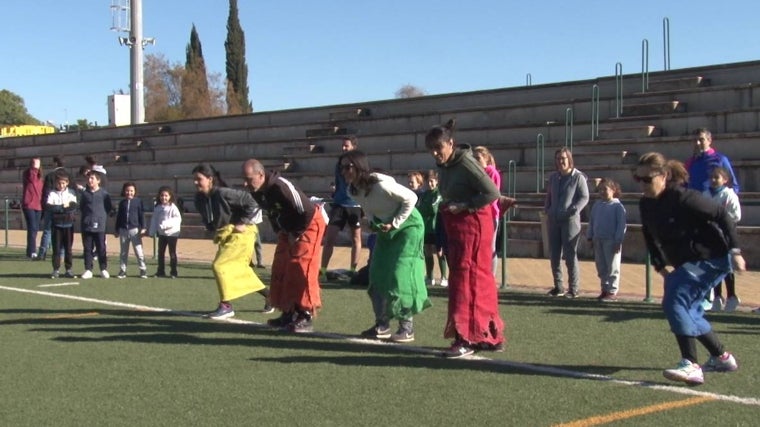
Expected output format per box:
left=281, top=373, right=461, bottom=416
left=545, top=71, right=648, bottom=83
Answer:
left=0, top=89, right=40, bottom=125
left=182, top=24, right=212, bottom=119
left=224, top=0, right=252, bottom=114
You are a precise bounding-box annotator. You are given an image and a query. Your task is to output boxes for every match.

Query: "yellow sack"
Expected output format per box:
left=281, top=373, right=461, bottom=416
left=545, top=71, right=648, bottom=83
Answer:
left=212, top=224, right=266, bottom=301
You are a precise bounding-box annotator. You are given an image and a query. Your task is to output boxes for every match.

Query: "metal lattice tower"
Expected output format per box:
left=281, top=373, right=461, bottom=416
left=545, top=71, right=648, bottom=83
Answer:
left=110, top=0, right=130, bottom=33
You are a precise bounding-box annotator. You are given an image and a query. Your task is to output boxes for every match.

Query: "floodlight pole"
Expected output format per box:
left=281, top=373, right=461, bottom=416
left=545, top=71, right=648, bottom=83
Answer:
left=112, top=0, right=153, bottom=125
left=129, top=0, right=145, bottom=125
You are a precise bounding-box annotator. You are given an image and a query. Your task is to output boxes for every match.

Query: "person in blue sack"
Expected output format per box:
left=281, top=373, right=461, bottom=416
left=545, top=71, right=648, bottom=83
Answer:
left=636, top=152, right=745, bottom=386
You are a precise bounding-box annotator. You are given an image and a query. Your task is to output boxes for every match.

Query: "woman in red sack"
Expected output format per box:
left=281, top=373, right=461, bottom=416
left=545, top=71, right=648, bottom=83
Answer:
left=425, top=119, right=516, bottom=358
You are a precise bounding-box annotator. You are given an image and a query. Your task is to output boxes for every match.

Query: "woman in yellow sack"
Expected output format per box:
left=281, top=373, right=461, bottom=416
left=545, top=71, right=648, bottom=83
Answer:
left=192, top=163, right=266, bottom=319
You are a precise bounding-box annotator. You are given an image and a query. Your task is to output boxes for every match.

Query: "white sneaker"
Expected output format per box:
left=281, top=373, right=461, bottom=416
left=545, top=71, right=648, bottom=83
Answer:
left=724, top=295, right=740, bottom=312
left=703, top=352, right=738, bottom=372
left=81, top=270, right=93, bottom=279
left=101, top=270, right=110, bottom=279
left=711, top=296, right=724, bottom=312
left=440, top=278, right=449, bottom=288
left=663, top=359, right=704, bottom=385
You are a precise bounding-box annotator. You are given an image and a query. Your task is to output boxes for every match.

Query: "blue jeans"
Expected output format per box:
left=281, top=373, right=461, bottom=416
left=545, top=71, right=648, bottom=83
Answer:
left=662, top=255, right=731, bottom=336
left=38, top=212, right=53, bottom=258
left=22, top=208, right=41, bottom=258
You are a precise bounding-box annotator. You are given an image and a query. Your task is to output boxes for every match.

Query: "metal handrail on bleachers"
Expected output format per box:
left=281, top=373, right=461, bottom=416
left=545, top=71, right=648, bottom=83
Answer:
left=662, top=17, right=671, bottom=71
left=535, top=134, right=545, bottom=193
left=590, top=85, right=600, bottom=141
left=641, top=38, right=650, bottom=92
left=615, top=62, right=624, bottom=118
left=500, top=160, right=517, bottom=288
left=564, top=107, right=574, bottom=151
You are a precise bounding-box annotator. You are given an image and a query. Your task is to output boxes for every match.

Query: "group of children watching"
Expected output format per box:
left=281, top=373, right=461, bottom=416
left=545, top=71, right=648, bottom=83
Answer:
left=42, top=166, right=183, bottom=280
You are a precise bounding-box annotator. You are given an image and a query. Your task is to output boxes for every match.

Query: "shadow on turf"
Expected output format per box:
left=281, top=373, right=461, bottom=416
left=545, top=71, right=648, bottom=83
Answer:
left=4, top=307, right=753, bottom=385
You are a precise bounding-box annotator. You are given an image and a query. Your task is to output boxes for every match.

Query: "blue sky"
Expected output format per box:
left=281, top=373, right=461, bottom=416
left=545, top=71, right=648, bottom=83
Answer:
left=1, top=0, right=758, bottom=127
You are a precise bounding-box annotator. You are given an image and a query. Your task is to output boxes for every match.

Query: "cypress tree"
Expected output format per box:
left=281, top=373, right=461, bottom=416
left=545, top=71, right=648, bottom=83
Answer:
left=224, top=0, right=252, bottom=114
left=182, top=24, right=211, bottom=118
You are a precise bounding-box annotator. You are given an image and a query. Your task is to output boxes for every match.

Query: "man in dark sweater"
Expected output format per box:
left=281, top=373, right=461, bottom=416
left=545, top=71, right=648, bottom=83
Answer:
left=243, top=159, right=327, bottom=333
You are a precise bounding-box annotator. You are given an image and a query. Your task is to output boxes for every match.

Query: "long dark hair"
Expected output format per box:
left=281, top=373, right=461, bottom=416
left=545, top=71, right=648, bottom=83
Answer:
left=340, top=150, right=378, bottom=195
left=191, top=162, right=227, bottom=188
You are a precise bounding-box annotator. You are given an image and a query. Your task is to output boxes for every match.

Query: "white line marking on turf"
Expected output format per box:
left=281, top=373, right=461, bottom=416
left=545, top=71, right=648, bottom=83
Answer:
left=2, top=284, right=759, bottom=407
left=38, top=282, right=80, bottom=288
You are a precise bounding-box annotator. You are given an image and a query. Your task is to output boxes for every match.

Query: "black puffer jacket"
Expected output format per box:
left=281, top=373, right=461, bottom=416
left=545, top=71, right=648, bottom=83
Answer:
left=639, top=185, right=739, bottom=271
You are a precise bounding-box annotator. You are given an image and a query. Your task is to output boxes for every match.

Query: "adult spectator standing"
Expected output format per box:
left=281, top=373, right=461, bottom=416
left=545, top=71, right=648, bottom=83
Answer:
left=321, top=136, right=363, bottom=277
left=685, top=128, right=739, bottom=194
left=243, top=159, right=326, bottom=333
left=22, top=157, right=43, bottom=259
left=544, top=147, right=590, bottom=298
left=38, top=156, right=67, bottom=260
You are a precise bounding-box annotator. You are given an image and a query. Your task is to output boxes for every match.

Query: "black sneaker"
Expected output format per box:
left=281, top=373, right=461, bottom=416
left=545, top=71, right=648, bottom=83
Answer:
left=565, top=291, right=579, bottom=299
left=390, top=329, right=415, bottom=343
left=475, top=341, right=505, bottom=352
left=360, top=325, right=392, bottom=340
left=267, top=311, right=295, bottom=328
left=262, top=303, right=275, bottom=314
left=288, top=312, right=313, bottom=333
left=117, top=270, right=127, bottom=279
left=547, top=288, right=566, bottom=297
left=443, top=341, right=475, bottom=359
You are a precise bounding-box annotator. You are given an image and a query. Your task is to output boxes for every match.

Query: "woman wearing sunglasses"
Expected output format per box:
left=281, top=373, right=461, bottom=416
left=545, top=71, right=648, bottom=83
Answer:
left=636, top=152, right=746, bottom=386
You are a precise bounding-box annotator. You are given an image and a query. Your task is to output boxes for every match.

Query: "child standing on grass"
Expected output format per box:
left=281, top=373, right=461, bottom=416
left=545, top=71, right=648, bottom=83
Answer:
left=417, top=170, right=448, bottom=287
left=703, top=167, right=742, bottom=311
left=79, top=166, right=112, bottom=279
left=148, top=186, right=182, bottom=279
left=115, top=182, right=148, bottom=279
left=586, top=178, right=627, bottom=301
left=46, top=171, right=78, bottom=278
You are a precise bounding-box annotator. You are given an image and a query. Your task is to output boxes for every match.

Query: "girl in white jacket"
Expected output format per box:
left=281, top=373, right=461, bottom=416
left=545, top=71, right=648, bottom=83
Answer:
left=148, top=186, right=182, bottom=278
left=704, top=167, right=741, bottom=311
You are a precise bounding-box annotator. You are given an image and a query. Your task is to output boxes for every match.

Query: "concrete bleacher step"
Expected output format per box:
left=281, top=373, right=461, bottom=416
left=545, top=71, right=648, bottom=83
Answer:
left=646, top=76, right=709, bottom=92
left=305, top=127, right=354, bottom=138
left=500, top=238, right=543, bottom=258
left=559, top=150, right=639, bottom=166
left=282, top=144, right=324, bottom=155
left=328, top=108, right=371, bottom=121
left=597, top=124, right=662, bottom=140
left=622, top=100, right=686, bottom=116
